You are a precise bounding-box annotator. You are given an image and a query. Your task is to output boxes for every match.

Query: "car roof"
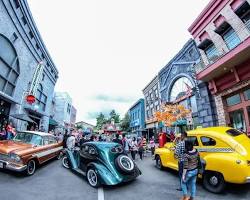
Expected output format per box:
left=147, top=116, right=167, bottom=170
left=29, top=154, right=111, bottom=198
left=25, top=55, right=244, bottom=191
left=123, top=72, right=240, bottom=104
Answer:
left=18, top=131, right=53, bottom=137
left=85, top=141, right=120, bottom=148
left=188, top=126, right=231, bottom=136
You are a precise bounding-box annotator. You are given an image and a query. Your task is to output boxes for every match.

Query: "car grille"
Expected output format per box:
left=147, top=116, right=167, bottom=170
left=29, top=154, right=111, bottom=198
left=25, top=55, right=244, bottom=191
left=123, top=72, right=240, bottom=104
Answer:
left=0, top=153, right=9, bottom=162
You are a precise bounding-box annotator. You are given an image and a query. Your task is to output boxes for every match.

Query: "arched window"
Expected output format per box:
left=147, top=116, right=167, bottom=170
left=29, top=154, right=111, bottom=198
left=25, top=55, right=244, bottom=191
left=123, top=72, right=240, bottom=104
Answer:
left=169, top=77, right=193, bottom=102
left=0, top=34, right=20, bottom=96
left=36, top=84, right=47, bottom=111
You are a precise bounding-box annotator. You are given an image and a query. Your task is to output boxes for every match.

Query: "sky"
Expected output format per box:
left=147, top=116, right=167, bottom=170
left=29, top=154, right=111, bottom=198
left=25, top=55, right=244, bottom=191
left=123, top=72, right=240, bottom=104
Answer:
left=28, top=0, right=210, bottom=125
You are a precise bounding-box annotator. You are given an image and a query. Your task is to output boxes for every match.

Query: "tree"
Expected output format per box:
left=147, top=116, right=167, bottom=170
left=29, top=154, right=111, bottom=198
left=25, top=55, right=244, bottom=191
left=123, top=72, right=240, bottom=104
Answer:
left=155, top=103, right=191, bottom=127
left=120, top=112, right=131, bottom=132
left=109, top=109, right=120, bottom=123
left=96, top=112, right=107, bottom=130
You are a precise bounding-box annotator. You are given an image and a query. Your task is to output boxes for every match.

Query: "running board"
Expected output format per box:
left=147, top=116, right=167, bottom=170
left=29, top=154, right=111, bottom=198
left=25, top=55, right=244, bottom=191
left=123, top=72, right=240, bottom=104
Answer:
left=73, top=168, right=86, bottom=176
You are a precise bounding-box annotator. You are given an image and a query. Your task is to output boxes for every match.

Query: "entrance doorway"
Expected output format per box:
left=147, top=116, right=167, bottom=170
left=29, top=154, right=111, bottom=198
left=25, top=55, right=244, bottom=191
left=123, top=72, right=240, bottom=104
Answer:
left=27, top=113, right=41, bottom=131
left=225, top=87, right=250, bottom=134
left=0, top=98, right=11, bottom=132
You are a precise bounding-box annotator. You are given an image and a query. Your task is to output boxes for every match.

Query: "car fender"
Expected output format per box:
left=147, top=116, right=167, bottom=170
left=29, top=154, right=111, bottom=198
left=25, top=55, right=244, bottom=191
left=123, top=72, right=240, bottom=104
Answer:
left=87, top=162, right=122, bottom=185
left=155, top=147, right=171, bottom=167
left=65, top=150, right=78, bottom=169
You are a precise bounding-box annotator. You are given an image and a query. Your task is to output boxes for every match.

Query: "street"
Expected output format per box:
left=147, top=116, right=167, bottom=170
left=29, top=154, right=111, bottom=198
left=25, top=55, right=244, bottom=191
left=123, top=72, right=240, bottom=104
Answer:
left=1, top=156, right=250, bottom=200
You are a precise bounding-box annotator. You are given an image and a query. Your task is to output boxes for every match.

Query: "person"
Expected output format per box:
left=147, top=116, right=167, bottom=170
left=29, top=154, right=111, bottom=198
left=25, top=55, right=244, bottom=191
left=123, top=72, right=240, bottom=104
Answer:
left=98, top=135, right=103, bottom=141
left=121, top=134, right=130, bottom=154
left=149, top=136, right=156, bottom=156
left=175, top=131, right=187, bottom=191
left=62, top=131, right=69, bottom=149
left=130, top=137, right=138, bottom=161
left=66, top=132, right=76, bottom=150
left=181, top=139, right=199, bottom=200
left=6, top=122, right=14, bottom=140
left=138, top=137, right=144, bottom=160
left=112, top=133, right=122, bottom=145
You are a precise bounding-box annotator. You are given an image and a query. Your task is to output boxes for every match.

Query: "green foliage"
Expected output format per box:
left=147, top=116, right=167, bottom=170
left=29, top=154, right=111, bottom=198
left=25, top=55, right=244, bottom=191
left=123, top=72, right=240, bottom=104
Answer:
left=120, top=112, right=131, bottom=132
left=96, top=112, right=106, bottom=130
left=95, top=110, right=121, bottom=130
left=109, top=109, right=120, bottom=123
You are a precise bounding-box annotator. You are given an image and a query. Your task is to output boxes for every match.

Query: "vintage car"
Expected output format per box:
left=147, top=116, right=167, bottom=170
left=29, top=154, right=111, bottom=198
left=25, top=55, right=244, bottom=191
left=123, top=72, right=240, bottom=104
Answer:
left=0, top=131, right=63, bottom=175
left=154, top=127, right=250, bottom=193
left=62, top=142, right=141, bottom=187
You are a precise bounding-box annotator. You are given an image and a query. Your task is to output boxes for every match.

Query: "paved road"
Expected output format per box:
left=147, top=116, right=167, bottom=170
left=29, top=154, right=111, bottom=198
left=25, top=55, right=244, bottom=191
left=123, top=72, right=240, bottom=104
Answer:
left=0, top=156, right=250, bottom=200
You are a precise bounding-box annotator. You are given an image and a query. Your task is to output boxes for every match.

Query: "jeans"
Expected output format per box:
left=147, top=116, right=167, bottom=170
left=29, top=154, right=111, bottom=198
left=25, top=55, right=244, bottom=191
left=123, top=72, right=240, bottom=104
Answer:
left=131, top=151, right=136, bottom=160
left=178, top=161, right=184, bottom=188
left=181, top=169, right=198, bottom=198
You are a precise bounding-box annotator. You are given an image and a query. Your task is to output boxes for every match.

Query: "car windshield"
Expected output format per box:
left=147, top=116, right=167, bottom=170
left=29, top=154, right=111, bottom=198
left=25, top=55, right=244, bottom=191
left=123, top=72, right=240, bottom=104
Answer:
left=13, top=132, right=43, bottom=146
left=226, top=129, right=243, bottom=137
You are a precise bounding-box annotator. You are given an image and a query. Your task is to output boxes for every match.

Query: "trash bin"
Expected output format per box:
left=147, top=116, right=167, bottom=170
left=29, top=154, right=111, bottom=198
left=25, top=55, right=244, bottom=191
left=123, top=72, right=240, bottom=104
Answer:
left=158, top=132, right=167, bottom=148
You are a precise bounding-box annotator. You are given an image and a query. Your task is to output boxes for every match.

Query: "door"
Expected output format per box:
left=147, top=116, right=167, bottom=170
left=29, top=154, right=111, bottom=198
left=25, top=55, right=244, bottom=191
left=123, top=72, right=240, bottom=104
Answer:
left=79, top=144, right=97, bottom=172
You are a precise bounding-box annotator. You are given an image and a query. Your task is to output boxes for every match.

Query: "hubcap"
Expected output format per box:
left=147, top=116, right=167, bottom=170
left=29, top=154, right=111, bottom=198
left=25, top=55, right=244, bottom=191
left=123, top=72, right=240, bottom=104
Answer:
left=120, top=156, right=134, bottom=171
left=28, top=160, right=35, bottom=174
left=63, top=157, right=69, bottom=169
left=209, top=176, right=219, bottom=186
left=156, top=158, right=161, bottom=168
left=87, top=169, right=97, bottom=186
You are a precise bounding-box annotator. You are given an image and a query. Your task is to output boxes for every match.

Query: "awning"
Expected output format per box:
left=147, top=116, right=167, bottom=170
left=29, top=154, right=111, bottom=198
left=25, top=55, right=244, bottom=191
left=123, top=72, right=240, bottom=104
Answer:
left=49, top=118, right=58, bottom=126
left=11, top=114, right=36, bottom=123
left=172, top=119, right=187, bottom=126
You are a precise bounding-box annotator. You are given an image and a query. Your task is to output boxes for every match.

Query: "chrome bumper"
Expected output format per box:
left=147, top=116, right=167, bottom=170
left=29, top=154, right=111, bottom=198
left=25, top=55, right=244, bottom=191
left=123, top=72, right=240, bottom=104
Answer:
left=0, top=160, right=27, bottom=172
left=246, top=177, right=250, bottom=183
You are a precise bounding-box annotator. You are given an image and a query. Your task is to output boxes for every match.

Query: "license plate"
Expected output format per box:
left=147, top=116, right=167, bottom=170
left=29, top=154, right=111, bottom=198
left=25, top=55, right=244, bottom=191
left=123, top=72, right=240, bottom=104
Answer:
left=0, top=162, right=3, bottom=168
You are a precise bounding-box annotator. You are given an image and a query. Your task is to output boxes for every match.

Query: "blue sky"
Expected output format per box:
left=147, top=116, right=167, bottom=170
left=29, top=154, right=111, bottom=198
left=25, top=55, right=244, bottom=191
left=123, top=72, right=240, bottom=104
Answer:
left=28, top=0, right=210, bottom=125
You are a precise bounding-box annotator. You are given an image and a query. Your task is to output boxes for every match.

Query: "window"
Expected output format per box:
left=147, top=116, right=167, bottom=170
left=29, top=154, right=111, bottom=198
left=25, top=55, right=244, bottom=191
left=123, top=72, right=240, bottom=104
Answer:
left=187, top=136, right=199, bottom=146
left=190, top=95, right=198, bottom=113
left=42, top=73, right=45, bottom=81
left=201, top=137, right=216, bottom=146
left=13, top=0, right=20, bottom=8
left=226, top=94, right=241, bottom=106
left=10, top=33, right=18, bottom=43
left=0, top=35, right=20, bottom=97
left=36, top=43, right=40, bottom=49
left=21, top=16, right=27, bottom=25
left=156, top=105, right=160, bottom=111
left=229, top=109, right=246, bottom=131
left=222, top=28, right=241, bottom=50
left=234, top=2, right=250, bottom=30
left=204, top=43, right=219, bottom=63
left=29, top=31, right=34, bottom=39
left=244, top=88, right=250, bottom=100
left=48, top=136, right=57, bottom=144
left=36, top=84, right=47, bottom=111
left=67, top=104, right=71, bottom=114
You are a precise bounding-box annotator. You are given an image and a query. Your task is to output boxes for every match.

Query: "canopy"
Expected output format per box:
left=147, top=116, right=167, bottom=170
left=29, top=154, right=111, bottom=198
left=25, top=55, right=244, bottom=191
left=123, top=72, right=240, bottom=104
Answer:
left=11, top=114, right=36, bottom=123
left=49, top=118, right=58, bottom=126
left=172, top=119, right=187, bottom=126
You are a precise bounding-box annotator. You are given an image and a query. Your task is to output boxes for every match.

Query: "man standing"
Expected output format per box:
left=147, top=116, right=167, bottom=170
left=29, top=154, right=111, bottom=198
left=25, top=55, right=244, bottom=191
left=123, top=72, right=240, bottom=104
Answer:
left=122, top=134, right=129, bottom=154
left=66, top=132, right=76, bottom=151
left=112, top=133, right=122, bottom=145
left=175, top=131, right=187, bottom=191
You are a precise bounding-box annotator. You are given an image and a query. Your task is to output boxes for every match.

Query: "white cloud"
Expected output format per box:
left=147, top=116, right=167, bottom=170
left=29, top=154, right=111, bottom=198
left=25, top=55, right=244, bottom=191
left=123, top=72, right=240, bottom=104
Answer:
left=28, top=0, right=210, bottom=125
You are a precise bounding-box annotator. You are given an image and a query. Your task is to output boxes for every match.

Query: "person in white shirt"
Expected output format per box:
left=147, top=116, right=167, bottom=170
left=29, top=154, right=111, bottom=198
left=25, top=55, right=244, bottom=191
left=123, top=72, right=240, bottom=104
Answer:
left=66, top=133, right=76, bottom=150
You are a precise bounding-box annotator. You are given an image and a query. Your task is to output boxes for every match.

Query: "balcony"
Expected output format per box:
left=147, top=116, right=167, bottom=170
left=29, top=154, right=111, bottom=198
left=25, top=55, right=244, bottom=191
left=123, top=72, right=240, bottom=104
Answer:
left=194, top=36, right=250, bottom=81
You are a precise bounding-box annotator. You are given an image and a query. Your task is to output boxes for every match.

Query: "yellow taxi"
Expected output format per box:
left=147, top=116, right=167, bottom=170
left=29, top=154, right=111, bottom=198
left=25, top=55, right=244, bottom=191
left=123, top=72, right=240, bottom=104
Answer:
left=154, top=127, right=250, bottom=193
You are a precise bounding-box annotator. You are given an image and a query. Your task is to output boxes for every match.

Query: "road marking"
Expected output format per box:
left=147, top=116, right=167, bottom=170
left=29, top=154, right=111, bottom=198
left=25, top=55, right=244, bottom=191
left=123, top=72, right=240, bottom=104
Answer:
left=98, top=187, right=104, bottom=200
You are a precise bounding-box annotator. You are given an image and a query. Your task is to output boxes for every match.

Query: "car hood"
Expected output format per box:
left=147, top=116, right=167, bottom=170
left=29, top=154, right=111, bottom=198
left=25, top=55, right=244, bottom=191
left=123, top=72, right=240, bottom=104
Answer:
left=0, top=140, right=32, bottom=154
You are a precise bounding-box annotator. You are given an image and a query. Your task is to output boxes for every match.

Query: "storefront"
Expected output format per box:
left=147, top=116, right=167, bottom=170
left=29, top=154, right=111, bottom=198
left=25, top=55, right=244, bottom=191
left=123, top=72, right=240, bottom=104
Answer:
left=224, top=86, right=250, bottom=133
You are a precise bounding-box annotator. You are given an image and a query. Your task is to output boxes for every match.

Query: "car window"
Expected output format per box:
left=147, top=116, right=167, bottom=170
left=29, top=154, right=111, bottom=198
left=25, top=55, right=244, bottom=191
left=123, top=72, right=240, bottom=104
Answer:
left=43, top=136, right=49, bottom=145
left=201, top=136, right=216, bottom=146
left=187, top=136, right=199, bottom=146
left=81, top=145, right=97, bottom=156
left=48, top=136, right=57, bottom=144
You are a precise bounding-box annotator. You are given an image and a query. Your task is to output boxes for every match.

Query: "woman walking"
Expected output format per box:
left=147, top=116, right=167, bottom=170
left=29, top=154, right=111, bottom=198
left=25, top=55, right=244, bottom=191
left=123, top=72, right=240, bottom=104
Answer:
left=149, top=136, right=156, bottom=156
left=130, top=137, right=138, bottom=161
left=181, top=139, right=199, bottom=200
left=138, top=137, right=144, bottom=160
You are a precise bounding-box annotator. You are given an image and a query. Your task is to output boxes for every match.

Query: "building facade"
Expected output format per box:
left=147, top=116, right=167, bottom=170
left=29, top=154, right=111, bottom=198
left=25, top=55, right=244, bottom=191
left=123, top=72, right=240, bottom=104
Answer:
left=142, top=75, right=161, bottom=138
left=158, top=39, right=217, bottom=130
left=0, top=0, right=58, bottom=132
left=70, top=105, right=77, bottom=125
left=189, top=0, right=250, bottom=134
left=53, top=92, right=73, bottom=131
left=129, top=99, right=145, bottom=137
left=75, top=121, right=94, bottom=135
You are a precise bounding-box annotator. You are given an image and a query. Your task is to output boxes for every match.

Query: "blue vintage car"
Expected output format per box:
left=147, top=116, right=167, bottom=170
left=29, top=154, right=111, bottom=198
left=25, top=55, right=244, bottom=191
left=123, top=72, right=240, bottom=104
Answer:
left=62, top=142, right=141, bottom=187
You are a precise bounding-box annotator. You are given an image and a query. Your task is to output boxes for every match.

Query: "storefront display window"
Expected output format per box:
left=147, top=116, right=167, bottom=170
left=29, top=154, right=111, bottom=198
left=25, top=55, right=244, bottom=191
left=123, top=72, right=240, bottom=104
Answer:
left=244, top=88, right=250, bottom=100
left=229, top=109, right=246, bottom=131
left=226, top=94, right=241, bottom=106
left=0, top=99, right=11, bottom=132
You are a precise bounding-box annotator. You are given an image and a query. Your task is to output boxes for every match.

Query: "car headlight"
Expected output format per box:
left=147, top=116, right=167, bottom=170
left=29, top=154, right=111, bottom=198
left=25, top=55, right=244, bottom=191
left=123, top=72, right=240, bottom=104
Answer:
left=110, top=145, right=123, bottom=153
left=9, top=153, right=21, bottom=162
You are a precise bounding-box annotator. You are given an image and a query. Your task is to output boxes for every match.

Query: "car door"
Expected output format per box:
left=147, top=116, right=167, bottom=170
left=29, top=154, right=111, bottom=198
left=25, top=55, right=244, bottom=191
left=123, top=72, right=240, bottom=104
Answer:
left=166, top=139, right=179, bottom=170
left=79, top=144, right=98, bottom=172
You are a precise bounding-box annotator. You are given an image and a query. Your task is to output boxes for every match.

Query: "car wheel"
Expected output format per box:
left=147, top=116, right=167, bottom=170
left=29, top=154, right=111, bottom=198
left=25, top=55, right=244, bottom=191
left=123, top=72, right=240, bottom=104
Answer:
left=62, top=156, right=70, bottom=169
left=87, top=168, right=100, bottom=188
left=115, top=155, right=135, bottom=174
left=26, top=160, right=36, bottom=176
left=155, top=155, right=163, bottom=170
left=203, top=171, right=225, bottom=193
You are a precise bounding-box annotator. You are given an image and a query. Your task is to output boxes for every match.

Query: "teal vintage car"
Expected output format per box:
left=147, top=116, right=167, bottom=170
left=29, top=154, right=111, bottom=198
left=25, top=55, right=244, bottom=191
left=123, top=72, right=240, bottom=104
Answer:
left=62, top=142, right=141, bottom=187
